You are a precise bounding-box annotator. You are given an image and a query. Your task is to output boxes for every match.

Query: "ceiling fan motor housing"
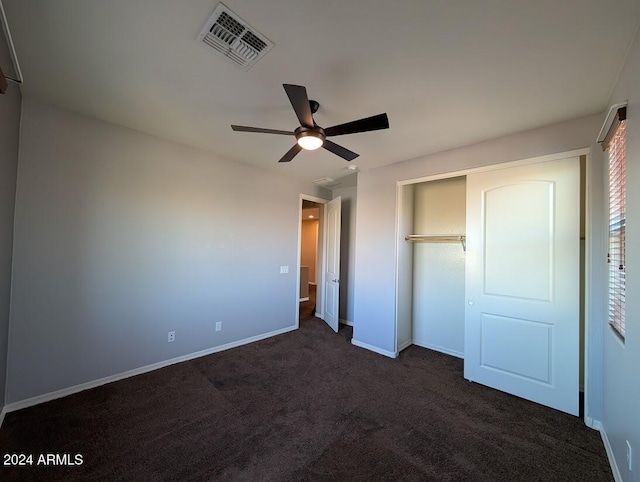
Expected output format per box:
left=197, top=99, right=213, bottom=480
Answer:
left=309, top=100, right=320, bottom=114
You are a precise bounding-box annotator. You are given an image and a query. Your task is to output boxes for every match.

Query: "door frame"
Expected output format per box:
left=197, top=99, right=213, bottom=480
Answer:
left=296, top=194, right=329, bottom=329
left=394, top=147, right=597, bottom=422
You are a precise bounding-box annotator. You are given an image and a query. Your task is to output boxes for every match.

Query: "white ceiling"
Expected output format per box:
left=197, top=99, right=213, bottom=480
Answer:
left=3, top=0, right=640, bottom=185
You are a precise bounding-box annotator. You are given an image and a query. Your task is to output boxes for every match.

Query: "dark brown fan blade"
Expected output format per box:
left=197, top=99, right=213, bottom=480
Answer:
left=231, top=125, right=294, bottom=135
left=324, top=113, right=389, bottom=137
left=323, top=140, right=359, bottom=161
left=278, top=144, right=303, bottom=163
left=283, top=84, right=314, bottom=128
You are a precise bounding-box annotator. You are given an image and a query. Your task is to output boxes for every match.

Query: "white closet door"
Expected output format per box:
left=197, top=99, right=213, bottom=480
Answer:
left=464, top=156, right=580, bottom=415
left=322, top=196, right=341, bottom=332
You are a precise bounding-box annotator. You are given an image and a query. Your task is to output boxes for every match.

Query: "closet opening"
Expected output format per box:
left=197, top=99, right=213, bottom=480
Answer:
left=397, top=176, right=467, bottom=358
left=395, top=152, right=587, bottom=415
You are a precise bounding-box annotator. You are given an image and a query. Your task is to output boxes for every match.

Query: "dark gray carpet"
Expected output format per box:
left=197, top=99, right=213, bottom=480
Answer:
left=0, top=296, right=612, bottom=481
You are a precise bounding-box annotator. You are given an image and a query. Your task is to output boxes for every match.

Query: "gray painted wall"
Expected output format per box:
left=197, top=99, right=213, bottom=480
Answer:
left=352, top=113, right=605, bottom=421
left=0, top=43, right=21, bottom=408
left=602, top=29, right=640, bottom=480
left=6, top=99, right=328, bottom=404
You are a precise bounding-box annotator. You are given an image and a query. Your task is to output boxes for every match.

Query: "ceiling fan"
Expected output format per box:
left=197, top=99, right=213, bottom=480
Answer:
left=231, top=84, right=389, bottom=163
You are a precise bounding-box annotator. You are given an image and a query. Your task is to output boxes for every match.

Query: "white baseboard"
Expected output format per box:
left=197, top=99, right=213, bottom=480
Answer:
left=412, top=340, right=464, bottom=359
left=351, top=339, right=397, bottom=359
left=0, top=405, right=6, bottom=428
left=339, top=318, right=353, bottom=326
left=3, top=325, right=298, bottom=414
left=599, top=424, right=623, bottom=482
left=299, top=297, right=309, bottom=302
left=397, top=340, right=412, bottom=354
left=584, top=416, right=602, bottom=431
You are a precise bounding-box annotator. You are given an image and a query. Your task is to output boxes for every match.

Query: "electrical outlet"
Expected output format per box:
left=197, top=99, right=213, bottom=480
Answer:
left=168, top=331, right=175, bottom=343
left=280, top=265, right=289, bottom=274
left=627, top=440, right=633, bottom=471
left=216, top=322, right=222, bottom=332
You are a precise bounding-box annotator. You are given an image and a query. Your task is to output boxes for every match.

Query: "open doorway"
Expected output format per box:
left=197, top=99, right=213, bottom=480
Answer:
left=295, top=194, right=342, bottom=332
left=300, top=200, right=321, bottom=320
left=296, top=195, right=326, bottom=329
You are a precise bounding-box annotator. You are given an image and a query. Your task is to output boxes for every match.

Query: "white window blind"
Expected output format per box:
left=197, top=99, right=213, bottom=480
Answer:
left=605, top=108, right=626, bottom=339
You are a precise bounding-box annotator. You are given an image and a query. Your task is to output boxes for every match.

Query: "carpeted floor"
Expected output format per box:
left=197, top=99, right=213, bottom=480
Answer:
left=0, top=290, right=612, bottom=481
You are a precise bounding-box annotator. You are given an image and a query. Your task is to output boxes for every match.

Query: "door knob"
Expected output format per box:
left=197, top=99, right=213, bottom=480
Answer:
left=333, top=279, right=340, bottom=283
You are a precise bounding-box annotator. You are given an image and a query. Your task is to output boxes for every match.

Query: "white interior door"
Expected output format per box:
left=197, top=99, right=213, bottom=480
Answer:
left=323, top=196, right=341, bottom=332
left=465, top=156, right=580, bottom=415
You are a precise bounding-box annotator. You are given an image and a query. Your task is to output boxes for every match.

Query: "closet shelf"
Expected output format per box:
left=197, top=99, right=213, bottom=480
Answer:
left=404, top=235, right=466, bottom=251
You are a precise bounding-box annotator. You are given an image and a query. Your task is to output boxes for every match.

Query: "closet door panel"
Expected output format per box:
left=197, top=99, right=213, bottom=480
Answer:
left=465, top=156, right=580, bottom=415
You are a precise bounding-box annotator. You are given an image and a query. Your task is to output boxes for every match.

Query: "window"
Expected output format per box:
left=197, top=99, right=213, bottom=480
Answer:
left=603, top=107, right=626, bottom=339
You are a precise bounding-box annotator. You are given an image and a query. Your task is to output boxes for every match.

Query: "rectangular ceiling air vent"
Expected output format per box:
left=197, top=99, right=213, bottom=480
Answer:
left=198, top=3, right=274, bottom=71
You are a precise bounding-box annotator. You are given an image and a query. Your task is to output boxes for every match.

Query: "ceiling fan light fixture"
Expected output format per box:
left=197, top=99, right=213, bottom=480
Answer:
left=296, top=131, right=324, bottom=150
left=230, top=84, right=388, bottom=163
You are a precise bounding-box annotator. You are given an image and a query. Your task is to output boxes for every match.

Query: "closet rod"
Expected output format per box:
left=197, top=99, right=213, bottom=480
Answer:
left=404, top=235, right=466, bottom=251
